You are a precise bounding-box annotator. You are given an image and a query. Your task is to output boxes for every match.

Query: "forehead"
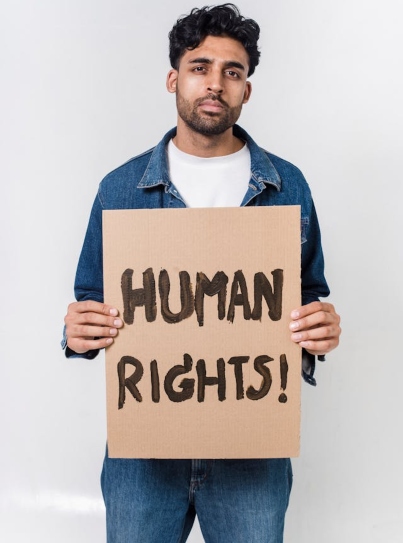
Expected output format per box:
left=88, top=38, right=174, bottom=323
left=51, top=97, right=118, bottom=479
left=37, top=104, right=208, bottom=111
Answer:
left=179, top=35, right=250, bottom=69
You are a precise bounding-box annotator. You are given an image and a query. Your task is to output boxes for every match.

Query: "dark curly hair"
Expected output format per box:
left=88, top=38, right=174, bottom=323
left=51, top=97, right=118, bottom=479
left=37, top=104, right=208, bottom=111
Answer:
left=169, top=4, right=260, bottom=77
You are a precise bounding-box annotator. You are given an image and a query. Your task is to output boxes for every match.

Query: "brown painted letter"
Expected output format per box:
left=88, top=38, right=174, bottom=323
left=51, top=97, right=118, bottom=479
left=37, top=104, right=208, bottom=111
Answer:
left=159, top=270, right=195, bottom=324
left=195, top=272, right=228, bottom=326
left=196, top=358, right=226, bottom=402
left=251, top=270, right=283, bottom=321
left=121, top=268, right=157, bottom=325
left=246, top=355, right=273, bottom=400
left=227, top=270, right=251, bottom=323
left=164, top=353, right=195, bottom=402
left=117, top=356, right=144, bottom=409
left=150, top=360, right=160, bottom=403
left=227, top=356, right=250, bottom=399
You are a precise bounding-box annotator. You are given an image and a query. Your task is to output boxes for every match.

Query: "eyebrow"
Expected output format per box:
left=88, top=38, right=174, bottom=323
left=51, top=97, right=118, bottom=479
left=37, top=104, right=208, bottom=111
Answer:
left=187, top=57, right=246, bottom=72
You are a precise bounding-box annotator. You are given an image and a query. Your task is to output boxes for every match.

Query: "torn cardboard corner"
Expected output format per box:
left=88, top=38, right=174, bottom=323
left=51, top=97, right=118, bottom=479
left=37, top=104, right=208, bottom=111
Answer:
left=103, top=206, right=301, bottom=459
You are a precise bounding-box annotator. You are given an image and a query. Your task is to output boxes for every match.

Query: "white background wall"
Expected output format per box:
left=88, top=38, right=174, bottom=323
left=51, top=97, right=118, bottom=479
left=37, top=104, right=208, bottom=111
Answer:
left=1, top=0, right=402, bottom=541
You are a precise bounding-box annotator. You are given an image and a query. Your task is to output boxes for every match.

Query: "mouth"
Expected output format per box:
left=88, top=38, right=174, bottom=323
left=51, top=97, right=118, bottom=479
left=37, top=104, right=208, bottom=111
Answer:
left=197, top=95, right=227, bottom=113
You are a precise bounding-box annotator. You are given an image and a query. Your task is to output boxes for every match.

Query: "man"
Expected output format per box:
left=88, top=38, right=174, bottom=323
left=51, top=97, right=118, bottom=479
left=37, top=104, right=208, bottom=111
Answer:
left=63, top=4, right=341, bottom=542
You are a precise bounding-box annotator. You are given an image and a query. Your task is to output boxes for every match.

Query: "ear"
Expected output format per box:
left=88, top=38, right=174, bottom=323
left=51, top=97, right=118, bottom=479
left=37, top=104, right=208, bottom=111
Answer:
left=242, top=81, right=252, bottom=104
left=166, top=69, right=178, bottom=93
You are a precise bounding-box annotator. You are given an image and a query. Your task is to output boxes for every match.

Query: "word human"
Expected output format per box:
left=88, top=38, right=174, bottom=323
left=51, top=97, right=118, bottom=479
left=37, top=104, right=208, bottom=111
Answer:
left=117, top=353, right=289, bottom=408
left=121, top=268, right=284, bottom=326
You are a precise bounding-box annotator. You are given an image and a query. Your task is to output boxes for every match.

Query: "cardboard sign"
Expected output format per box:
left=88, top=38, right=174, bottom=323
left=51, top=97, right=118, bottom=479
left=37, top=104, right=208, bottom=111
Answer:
left=103, top=206, right=301, bottom=459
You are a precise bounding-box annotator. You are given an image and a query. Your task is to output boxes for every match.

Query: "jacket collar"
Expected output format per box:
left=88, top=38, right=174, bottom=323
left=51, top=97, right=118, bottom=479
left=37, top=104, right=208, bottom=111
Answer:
left=137, top=125, right=281, bottom=191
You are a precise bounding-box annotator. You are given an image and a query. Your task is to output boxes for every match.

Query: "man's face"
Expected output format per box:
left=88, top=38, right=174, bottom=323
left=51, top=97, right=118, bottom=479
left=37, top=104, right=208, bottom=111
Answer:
left=167, top=35, right=252, bottom=136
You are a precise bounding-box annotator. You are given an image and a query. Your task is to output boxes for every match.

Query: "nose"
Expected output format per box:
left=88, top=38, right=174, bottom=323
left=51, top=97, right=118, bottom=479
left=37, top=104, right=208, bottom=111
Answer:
left=206, top=68, right=224, bottom=94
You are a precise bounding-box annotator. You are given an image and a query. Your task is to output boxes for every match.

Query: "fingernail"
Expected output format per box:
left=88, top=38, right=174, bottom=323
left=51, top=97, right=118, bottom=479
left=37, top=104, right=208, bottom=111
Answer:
left=106, top=338, right=113, bottom=345
left=109, top=328, right=117, bottom=336
left=109, top=308, right=118, bottom=316
left=113, top=319, right=122, bottom=327
left=291, top=310, right=299, bottom=319
left=290, top=322, right=299, bottom=331
left=292, top=333, right=302, bottom=341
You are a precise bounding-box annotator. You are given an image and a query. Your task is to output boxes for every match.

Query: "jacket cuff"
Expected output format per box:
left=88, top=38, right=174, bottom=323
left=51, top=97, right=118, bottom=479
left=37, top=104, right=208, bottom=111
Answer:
left=60, top=325, right=100, bottom=359
left=65, top=346, right=100, bottom=359
left=301, top=350, right=326, bottom=386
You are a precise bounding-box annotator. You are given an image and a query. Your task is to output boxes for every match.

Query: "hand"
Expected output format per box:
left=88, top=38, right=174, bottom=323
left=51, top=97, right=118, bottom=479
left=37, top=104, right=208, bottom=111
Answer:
left=64, top=300, right=123, bottom=354
left=289, top=301, right=341, bottom=356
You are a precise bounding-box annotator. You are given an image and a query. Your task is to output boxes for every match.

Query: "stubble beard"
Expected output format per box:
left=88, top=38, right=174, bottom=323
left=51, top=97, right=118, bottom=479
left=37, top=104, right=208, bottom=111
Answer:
left=176, top=91, right=243, bottom=136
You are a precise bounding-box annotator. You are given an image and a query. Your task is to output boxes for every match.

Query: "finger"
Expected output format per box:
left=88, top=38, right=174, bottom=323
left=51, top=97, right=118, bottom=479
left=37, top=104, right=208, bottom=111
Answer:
left=291, top=322, right=340, bottom=343
left=68, top=323, right=121, bottom=339
left=291, top=301, right=335, bottom=320
left=64, top=309, right=123, bottom=333
left=68, top=300, right=119, bottom=317
left=66, top=311, right=123, bottom=328
left=289, top=310, right=338, bottom=334
left=67, top=336, right=115, bottom=354
left=298, top=337, right=340, bottom=355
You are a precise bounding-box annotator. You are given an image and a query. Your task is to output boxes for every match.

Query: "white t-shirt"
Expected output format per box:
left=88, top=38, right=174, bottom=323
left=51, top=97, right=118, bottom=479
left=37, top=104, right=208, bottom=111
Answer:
left=167, top=139, right=251, bottom=208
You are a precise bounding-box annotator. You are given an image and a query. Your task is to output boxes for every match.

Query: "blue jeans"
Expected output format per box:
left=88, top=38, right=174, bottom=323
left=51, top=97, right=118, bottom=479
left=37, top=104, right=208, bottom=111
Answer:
left=101, top=453, right=292, bottom=542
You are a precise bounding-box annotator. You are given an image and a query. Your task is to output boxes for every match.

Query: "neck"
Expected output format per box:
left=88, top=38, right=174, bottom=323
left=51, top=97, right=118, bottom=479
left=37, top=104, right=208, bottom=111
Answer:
left=173, top=120, right=243, bottom=157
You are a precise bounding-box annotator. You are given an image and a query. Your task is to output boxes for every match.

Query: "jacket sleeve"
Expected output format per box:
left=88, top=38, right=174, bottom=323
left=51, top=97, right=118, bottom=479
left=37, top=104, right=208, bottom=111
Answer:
left=300, top=198, right=330, bottom=385
left=61, top=190, right=104, bottom=359
left=301, top=199, right=330, bottom=305
left=74, top=192, right=104, bottom=304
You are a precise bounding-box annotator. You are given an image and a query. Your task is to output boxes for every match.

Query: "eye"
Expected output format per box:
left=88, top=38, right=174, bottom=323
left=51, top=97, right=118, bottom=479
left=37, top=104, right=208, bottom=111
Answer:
left=225, top=70, right=240, bottom=78
left=192, top=66, right=206, bottom=73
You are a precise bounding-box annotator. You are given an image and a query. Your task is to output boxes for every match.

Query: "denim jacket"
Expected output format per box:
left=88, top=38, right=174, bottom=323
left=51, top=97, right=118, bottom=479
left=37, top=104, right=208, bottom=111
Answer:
left=62, top=125, right=330, bottom=384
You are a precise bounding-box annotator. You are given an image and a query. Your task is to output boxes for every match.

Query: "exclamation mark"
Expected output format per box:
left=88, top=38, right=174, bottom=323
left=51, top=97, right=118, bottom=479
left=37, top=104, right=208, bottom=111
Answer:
left=278, top=354, right=288, bottom=403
